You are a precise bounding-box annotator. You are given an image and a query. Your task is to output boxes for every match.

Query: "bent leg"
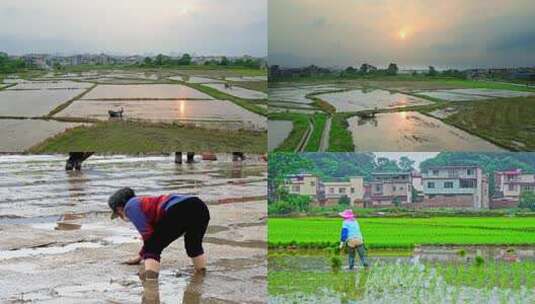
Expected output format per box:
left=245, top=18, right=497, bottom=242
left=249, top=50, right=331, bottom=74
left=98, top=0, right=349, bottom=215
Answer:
left=348, top=246, right=356, bottom=270
left=356, top=244, right=369, bottom=267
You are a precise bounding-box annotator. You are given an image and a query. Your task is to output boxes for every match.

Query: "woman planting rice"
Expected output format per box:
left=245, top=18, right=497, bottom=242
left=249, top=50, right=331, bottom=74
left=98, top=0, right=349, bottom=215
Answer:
left=338, top=209, right=369, bottom=270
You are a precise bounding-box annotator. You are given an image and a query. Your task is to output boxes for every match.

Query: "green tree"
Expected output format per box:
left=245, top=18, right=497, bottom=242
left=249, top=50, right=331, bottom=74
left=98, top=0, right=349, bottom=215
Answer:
left=386, top=63, right=398, bottom=76
left=220, top=56, right=230, bottom=66
left=338, top=195, right=350, bottom=206
left=519, top=191, right=535, bottom=210
left=178, top=53, right=192, bottom=65
left=399, top=156, right=416, bottom=171
left=428, top=66, right=437, bottom=77
left=143, top=57, right=153, bottom=65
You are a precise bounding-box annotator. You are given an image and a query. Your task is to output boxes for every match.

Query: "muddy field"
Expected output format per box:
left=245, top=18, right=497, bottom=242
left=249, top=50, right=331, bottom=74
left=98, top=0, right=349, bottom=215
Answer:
left=348, top=112, right=503, bottom=151
left=0, top=154, right=267, bottom=303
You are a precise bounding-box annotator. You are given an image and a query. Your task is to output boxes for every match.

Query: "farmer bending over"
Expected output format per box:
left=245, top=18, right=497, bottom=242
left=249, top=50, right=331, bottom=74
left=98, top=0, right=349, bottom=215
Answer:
left=109, top=187, right=210, bottom=303
left=338, top=209, right=369, bottom=270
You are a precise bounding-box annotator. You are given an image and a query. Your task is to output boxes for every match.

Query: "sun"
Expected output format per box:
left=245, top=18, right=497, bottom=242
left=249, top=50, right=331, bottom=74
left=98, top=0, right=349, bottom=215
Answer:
left=399, top=30, right=407, bottom=40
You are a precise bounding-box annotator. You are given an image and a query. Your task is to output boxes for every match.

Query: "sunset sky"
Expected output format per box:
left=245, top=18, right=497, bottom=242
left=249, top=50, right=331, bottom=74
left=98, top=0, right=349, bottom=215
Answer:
left=0, top=0, right=266, bottom=56
left=269, top=0, right=535, bottom=69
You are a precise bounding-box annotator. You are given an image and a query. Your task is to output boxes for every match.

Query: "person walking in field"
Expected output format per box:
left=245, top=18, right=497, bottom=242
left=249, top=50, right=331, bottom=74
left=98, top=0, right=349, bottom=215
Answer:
left=109, top=187, right=210, bottom=303
left=338, top=209, right=369, bottom=270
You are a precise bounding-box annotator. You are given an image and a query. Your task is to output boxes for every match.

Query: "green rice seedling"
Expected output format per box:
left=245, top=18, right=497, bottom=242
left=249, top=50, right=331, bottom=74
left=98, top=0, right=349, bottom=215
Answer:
left=330, top=256, right=342, bottom=272
left=475, top=255, right=485, bottom=267
left=457, top=248, right=466, bottom=257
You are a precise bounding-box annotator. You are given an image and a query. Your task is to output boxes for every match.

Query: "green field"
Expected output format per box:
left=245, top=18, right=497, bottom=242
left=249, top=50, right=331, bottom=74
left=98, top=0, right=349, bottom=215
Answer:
left=30, top=120, right=267, bottom=153
left=268, top=217, right=535, bottom=249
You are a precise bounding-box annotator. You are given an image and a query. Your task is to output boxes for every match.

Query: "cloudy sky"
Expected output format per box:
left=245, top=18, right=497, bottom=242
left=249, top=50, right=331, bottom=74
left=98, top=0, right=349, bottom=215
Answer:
left=269, top=0, right=535, bottom=69
left=0, top=0, right=266, bottom=56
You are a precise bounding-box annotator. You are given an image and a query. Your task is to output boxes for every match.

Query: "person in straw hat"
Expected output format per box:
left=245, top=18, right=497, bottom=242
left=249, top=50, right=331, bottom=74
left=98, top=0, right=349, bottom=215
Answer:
left=338, top=209, right=369, bottom=270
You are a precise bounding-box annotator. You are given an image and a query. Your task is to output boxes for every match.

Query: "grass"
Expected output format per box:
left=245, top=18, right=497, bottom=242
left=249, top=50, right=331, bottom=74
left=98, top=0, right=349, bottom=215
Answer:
left=268, top=217, right=535, bottom=249
left=328, top=113, right=354, bottom=151
left=29, top=120, right=267, bottom=153
left=229, top=80, right=267, bottom=93
left=303, top=113, right=328, bottom=152
left=184, top=82, right=267, bottom=116
left=443, top=97, right=535, bottom=151
left=270, top=112, right=310, bottom=152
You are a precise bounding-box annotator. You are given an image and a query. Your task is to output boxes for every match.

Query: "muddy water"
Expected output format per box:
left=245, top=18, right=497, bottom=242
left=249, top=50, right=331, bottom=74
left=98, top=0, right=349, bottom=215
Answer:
left=268, top=120, right=293, bottom=151
left=0, top=89, right=87, bottom=117
left=56, top=99, right=267, bottom=130
left=269, top=84, right=341, bottom=104
left=202, top=83, right=267, bottom=99
left=0, top=154, right=267, bottom=303
left=348, top=112, right=503, bottom=151
left=82, top=84, right=214, bottom=100
left=317, top=89, right=432, bottom=112
left=0, top=119, right=86, bottom=152
left=7, top=81, right=93, bottom=90
left=269, top=247, right=535, bottom=304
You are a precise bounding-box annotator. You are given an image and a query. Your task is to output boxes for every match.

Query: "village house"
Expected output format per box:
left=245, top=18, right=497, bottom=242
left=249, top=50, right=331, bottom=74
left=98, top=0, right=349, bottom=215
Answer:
left=285, top=174, right=320, bottom=199
left=421, top=165, right=489, bottom=209
left=321, top=177, right=365, bottom=207
left=493, top=169, right=535, bottom=208
left=367, top=172, right=413, bottom=206
left=284, top=174, right=365, bottom=206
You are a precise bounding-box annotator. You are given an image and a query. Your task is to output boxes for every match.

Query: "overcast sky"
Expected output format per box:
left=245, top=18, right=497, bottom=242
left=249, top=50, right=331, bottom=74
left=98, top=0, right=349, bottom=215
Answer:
left=269, top=0, right=535, bottom=69
left=0, top=0, right=266, bottom=56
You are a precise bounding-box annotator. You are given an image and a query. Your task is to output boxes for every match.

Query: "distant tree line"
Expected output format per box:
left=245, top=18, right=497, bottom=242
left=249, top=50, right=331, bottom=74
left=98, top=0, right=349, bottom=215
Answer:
left=341, top=63, right=467, bottom=79
left=0, top=52, right=27, bottom=73
left=141, top=53, right=263, bottom=69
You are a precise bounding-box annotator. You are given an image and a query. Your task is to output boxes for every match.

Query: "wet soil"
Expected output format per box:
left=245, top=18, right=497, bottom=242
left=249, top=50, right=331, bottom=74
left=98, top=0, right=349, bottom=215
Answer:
left=0, top=154, right=267, bottom=303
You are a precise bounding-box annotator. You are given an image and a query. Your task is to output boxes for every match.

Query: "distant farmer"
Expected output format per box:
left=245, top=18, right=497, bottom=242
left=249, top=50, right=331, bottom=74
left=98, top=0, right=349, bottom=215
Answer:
left=338, top=209, right=369, bottom=269
left=109, top=187, right=210, bottom=303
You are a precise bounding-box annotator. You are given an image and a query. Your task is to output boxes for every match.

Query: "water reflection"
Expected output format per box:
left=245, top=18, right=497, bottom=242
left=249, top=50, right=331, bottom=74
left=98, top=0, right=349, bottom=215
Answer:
left=349, top=112, right=502, bottom=151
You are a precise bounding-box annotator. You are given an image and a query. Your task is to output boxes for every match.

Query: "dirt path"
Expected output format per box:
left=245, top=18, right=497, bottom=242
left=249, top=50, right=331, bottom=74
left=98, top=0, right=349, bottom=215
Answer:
left=295, top=119, right=313, bottom=152
left=319, top=116, right=332, bottom=152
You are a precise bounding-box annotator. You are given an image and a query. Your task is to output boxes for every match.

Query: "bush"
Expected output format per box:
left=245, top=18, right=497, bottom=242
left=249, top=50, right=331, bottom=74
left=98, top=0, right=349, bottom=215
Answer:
left=268, top=201, right=295, bottom=215
left=519, top=191, right=535, bottom=211
left=338, top=195, right=350, bottom=206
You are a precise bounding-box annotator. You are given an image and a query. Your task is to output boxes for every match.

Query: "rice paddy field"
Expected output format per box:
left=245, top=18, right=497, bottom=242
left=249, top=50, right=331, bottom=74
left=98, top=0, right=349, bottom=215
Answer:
left=268, top=217, right=535, bottom=249
left=0, top=68, right=267, bottom=152
left=268, top=217, right=535, bottom=303
left=268, top=78, right=535, bottom=152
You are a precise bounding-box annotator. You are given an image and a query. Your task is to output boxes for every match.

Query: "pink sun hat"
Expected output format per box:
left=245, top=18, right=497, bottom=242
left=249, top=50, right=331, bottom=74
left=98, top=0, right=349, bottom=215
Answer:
left=338, top=209, right=356, bottom=220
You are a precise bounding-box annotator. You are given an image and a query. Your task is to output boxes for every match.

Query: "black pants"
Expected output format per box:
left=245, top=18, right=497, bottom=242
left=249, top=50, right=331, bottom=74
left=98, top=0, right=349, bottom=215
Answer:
left=144, top=197, right=210, bottom=260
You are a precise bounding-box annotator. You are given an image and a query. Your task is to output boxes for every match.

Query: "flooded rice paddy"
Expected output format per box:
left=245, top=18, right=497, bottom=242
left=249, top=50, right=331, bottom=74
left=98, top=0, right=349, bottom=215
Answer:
left=0, top=119, right=85, bottom=151
left=57, top=99, right=267, bottom=129
left=82, top=84, right=213, bottom=100
left=227, top=76, right=267, bottom=82
left=0, top=89, right=87, bottom=117
left=269, top=84, right=342, bottom=104
left=0, top=154, right=267, bottom=303
left=348, top=112, right=503, bottom=151
left=317, top=89, right=432, bottom=112
left=268, top=120, right=293, bottom=151
left=6, top=80, right=93, bottom=90
left=185, top=76, right=225, bottom=84
left=202, top=83, right=267, bottom=99
left=269, top=247, right=535, bottom=304
left=418, top=89, right=535, bottom=101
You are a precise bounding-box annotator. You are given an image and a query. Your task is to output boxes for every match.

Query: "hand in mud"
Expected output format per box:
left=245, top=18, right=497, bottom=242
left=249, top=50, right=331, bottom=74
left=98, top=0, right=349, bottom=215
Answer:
left=123, top=256, right=142, bottom=265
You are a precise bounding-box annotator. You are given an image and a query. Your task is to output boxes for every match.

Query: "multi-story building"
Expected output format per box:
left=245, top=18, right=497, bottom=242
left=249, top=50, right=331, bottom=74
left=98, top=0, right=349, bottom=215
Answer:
left=322, top=177, right=365, bottom=206
left=421, top=166, right=488, bottom=208
left=285, top=174, right=320, bottom=199
left=367, top=172, right=413, bottom=206
left=495, top=169, right=535, bottom=202
left=284, top=174, right=364, bottom=206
